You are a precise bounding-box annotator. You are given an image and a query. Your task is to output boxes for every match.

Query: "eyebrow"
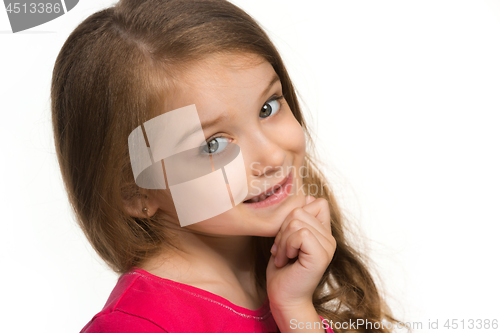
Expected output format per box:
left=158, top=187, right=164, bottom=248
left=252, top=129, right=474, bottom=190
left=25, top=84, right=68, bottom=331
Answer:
left=259, top=73, right=281, bottom=100
left=174, top=73, right=281, bottom=147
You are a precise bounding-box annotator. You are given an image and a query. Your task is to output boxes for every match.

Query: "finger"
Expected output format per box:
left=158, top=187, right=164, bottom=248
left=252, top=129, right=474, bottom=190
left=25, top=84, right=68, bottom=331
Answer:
left=274, top=209, right=332, bottom=266
left=302, top=197, right=331, bottom=233
left=282, top=227, right=330, bottom=270
left=272, top=228, right=283, bottom=255
left=280, top=205, right=329, bottom=239
left=275, top=219, right=334, bottom=266
left=275, top=219, right=335, bottom=267
left=305, top=195, right=316, bottom=205
left=273, top=199, right=333, bottom=264
left=271, top=232, right=280, bottom=255
left=275, top=196, right=322, bottom=240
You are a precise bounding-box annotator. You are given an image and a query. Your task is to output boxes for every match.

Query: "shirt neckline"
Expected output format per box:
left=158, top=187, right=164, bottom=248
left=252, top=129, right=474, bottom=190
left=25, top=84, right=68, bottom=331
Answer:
left=125, top=267, right=271, bottom=320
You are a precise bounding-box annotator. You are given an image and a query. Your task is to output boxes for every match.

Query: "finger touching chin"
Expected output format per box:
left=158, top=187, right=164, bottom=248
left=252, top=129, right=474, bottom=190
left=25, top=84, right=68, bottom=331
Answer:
left=305, top=195, right=316, bottom=205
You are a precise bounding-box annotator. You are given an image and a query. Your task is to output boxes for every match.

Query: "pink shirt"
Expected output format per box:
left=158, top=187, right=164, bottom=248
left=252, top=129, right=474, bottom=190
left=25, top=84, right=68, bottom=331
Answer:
left=80, top=267, right=334, bottom=333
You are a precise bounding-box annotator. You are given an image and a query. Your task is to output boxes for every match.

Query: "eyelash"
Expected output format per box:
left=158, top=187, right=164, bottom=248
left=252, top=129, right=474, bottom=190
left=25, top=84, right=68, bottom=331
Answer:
left=202, top=93, right=286, bottom=155
left=260, top=94, right=285, bottom=119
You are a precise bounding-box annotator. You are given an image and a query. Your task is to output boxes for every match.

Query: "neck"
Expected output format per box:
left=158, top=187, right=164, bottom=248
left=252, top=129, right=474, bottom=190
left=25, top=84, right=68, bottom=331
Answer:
left=181, top=231, right=256, bottom=282
left=140, top=227, right=266, bottom=309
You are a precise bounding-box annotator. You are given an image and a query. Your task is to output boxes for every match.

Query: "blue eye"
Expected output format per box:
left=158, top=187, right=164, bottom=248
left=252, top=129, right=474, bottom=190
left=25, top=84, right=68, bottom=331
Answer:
left=201, top=137, right=229, bottom=155
left=260, top=96, right=284, bottom=119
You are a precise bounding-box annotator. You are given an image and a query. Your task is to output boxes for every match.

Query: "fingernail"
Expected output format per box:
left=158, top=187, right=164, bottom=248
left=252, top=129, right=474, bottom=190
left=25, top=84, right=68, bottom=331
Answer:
left=270, top=244, right=277, bottom=255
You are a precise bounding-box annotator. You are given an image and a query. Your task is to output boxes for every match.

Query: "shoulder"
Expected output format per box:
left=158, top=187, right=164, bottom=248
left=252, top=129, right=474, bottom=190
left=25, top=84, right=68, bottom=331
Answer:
left=80, top=268, right=278, bottom=333
left=80, top=310, right=167, bottom=333
left=80, top=269, right=197, bottom=333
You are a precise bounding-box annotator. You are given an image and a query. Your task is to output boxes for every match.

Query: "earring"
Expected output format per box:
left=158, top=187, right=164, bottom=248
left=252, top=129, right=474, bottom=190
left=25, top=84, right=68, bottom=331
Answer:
left=142, top=207, right=148, bottom=214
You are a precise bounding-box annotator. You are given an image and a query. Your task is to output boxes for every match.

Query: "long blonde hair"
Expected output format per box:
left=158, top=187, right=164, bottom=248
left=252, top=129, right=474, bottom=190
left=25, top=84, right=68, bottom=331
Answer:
left=51, top=0, right=398, bottom=331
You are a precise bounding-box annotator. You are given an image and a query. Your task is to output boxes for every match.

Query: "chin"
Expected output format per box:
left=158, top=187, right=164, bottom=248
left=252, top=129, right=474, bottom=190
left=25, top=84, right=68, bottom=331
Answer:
left=184, top=191, right=306, bottom=237
left=247, top=199, right=306, bottom=237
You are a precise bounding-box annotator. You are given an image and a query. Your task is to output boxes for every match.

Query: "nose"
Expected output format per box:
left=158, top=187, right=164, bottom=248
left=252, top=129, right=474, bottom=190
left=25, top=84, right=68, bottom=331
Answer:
left=245, top=131, right=286, bottom=178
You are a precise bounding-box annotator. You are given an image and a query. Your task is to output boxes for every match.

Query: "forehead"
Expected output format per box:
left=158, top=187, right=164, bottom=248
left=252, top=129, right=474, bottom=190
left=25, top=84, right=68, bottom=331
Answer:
left=184, top=52, right=269, bottom=82
left=164, top=53, right=277, bottom=112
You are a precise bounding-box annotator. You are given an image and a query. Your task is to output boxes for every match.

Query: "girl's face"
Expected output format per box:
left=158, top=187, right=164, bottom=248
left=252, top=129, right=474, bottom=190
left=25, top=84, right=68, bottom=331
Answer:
left=154, top=53, right=307, bottom=237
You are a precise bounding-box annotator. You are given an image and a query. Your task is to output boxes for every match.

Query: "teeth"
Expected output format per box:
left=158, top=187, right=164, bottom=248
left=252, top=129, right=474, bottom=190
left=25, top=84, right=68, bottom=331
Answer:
left=246, top=186, right=280, bottom=203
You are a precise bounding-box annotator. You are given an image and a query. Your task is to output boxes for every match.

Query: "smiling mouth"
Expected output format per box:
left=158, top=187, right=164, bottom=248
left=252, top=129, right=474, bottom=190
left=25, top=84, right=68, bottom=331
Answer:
left=243, top=172, right=291, bottom=204
left=243, top=187, right=279, bottom=204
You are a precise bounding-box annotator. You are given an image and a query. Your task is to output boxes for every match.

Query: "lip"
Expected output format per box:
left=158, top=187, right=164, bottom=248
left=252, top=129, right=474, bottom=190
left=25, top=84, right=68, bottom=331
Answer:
left=244, top=171, right=291, bottom=201
left=243, top=171, right=293, bottom=208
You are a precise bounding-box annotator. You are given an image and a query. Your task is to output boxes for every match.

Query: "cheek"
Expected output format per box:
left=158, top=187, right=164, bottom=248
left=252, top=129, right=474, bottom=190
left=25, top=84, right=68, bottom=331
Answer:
left=183, top=208, right=246, bottom=234
left=156, top=189, right=181, bottom=222
left=278, top=113, right=306, bottom=155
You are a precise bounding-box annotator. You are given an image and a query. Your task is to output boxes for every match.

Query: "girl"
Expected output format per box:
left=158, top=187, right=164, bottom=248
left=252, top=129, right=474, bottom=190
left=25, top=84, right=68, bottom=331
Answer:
left=51, top=0, right=398, bottom=332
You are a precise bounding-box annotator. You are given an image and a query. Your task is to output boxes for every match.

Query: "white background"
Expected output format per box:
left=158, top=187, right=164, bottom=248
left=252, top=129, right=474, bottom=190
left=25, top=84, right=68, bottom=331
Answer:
left=1, top=1, right=499, bottom=332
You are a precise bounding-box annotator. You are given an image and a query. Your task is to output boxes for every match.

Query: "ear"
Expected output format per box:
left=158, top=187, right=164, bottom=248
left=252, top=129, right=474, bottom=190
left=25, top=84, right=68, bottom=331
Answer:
left=122, top=191, right=161, bottom=219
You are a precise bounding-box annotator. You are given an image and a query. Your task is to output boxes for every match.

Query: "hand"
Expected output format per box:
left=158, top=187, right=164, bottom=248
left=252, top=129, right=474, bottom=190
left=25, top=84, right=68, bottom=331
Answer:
left=266, top=195, right=337, bottom=312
